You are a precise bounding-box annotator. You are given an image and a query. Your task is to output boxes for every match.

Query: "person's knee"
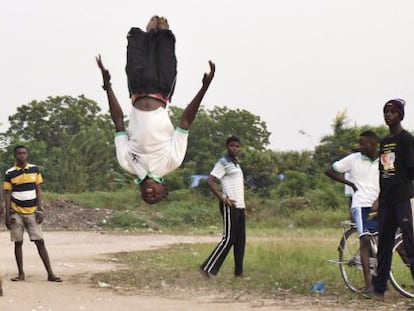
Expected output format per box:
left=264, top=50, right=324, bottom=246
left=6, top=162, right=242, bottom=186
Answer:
left=34, top=239, right=45, bottom=247
left=360, top=235, right=371, bottom=248
left=14, top=241, right=23, bottom=246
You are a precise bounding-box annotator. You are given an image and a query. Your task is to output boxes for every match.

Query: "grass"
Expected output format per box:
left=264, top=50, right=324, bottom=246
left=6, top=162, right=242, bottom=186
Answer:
left=91, top=229, right=409, bottom=309
left=43, top=189, right=139, bottom=210
left=92, top=229, right=340, bottom=295
left=42, top=189, right=350, bottom=233
left=41, top=189, right=411, bottom=307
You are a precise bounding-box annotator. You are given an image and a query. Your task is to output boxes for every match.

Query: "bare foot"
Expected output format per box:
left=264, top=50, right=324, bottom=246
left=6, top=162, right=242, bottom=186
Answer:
left=158, top=17, right=169, bottom=30
left=146, top=15, right=159, bottom=32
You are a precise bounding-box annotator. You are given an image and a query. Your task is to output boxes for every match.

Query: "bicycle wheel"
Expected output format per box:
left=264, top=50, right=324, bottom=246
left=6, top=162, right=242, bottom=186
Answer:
left=338, top=227, right=365, bottom=292
left=390, top=234, right=414, bottom=298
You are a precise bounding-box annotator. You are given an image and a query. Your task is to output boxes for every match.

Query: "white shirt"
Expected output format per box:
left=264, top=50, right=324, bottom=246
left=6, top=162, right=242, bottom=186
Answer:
left=333, top=152, right=379, bottom=208
left=344, top=172, right=354, bottom=197
left=211, top=155, right=245, bottom=209
left=115, top=106, right=188, bottom=179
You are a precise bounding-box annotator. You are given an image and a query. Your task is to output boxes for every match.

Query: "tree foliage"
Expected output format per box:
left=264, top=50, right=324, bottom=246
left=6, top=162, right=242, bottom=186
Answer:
left=0, top=95, right=387, bottom=212
left=169, top=105, right=271, bottom=174
left=0, top=95, right=124, bottom=192
left=313, top=111, right=388, bottom=169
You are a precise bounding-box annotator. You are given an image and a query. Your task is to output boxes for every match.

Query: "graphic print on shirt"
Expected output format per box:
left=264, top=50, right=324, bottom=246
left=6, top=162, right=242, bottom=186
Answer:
left=381, top=143, right=396, bottom=178
left=131, top=152, right=140, bottom=164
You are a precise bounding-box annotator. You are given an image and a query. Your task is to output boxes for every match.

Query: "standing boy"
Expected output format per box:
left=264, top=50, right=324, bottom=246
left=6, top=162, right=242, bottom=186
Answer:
left=370, top=99, right=414, bottom=299
left=3, top=145, right=61, bottom=282
left=199, top=136, right=246, bottom=278
left=325, top=131, right=380, bottom=293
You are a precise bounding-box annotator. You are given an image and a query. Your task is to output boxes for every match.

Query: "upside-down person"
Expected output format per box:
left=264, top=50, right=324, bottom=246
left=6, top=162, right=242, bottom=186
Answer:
left=96, top=16, right=215, bottom=204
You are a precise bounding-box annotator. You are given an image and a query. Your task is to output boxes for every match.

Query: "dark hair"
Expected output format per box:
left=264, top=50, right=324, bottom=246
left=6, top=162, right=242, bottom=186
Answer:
left=14, top=145, right=28, bottom=154
left=360, top=130, right=378, bottom=142
left=226, top=136, right=241, bottom=146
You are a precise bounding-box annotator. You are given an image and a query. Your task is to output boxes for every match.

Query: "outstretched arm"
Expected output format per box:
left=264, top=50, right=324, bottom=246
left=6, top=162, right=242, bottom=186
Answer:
left=96, top=55, right=126, bottom=132
left=180, top=61, right=215, bottom=130
left=325, top=166, right=358, bottom=192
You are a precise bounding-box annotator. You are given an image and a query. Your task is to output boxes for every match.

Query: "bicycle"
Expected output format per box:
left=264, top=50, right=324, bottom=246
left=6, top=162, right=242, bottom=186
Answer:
left=337, top=220, right=414, bottom=298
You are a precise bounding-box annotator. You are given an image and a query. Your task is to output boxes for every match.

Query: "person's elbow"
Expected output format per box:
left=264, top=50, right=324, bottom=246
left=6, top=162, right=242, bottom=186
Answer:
left=207, top=176, right=215, bottom=189
left=324, top=167, right=334, bottom=177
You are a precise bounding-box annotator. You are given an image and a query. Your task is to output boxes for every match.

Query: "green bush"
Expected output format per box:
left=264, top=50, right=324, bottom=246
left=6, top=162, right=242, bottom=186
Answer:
left=108, top=210, right=149, bottom=229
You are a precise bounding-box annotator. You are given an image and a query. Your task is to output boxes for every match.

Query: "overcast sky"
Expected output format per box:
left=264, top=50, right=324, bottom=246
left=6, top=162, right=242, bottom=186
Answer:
left=2, top=0, right=414, bottom=151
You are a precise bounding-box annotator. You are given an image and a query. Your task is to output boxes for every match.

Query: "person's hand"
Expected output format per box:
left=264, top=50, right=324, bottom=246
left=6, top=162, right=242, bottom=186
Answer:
left=202, top=61, right=215, bottom=89
left=35, top=210, right=44, bottom=224
left=5, top=215, right=11, bottom=230
left=371, top=199, right=379, bottom=212
left=222, top=196, right=236, bottom=208
left=350, top=183, right=358, bottom=193
left=96, top=54, right=111, bottom=87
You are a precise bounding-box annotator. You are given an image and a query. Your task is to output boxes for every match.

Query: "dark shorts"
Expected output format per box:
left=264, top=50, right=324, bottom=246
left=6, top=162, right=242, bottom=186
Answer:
left=126, top=28, right=177, bottom=100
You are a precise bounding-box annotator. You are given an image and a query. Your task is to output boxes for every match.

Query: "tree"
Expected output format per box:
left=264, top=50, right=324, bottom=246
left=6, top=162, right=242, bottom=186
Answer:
left=169, top=105, right=271, bottom=174
left=313, top=111, right=387, bottom=169
left=6, top=95, right=109, bottom=148
left=0, top=95, right=125, bottom=192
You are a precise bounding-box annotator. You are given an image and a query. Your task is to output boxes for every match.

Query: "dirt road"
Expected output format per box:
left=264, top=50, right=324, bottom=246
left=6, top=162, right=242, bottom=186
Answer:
left=0, top=231, right=372, bottom=311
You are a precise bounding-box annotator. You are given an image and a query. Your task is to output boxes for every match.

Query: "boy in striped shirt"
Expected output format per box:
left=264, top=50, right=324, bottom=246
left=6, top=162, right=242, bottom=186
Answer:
left=3, top=145, right=61, bottom=282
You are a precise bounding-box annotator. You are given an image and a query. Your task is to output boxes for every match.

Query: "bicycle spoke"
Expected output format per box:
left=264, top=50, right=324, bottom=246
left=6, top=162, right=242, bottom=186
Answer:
left=338, top=227, right=366, bottom=293
left=390, top=236, right=414, bottom=298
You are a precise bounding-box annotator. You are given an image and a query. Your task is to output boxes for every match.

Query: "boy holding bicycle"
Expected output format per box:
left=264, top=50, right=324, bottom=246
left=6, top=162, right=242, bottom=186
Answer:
left=370, top=99, right=414, bottom=300
left=325, top=131, right=380, bottom=294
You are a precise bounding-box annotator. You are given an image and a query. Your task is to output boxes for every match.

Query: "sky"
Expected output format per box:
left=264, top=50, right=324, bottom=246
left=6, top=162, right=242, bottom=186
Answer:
left=1, top=0, right=414, bottom=151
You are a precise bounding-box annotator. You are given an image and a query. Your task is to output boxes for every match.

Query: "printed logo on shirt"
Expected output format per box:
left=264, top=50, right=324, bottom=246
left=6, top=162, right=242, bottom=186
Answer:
left=381, top=143, right=396, bottom=178
left=130, top=152, right=140, bottom=164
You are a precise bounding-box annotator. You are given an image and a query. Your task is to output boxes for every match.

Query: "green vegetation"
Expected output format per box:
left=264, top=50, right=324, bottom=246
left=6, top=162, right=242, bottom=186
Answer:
left=42, top=188, right=349, bottom=232
left=0, top=94, right=388, bottom=200
left=92, top=230, right=339, bottom=295
left=91, top=229, right=403, bottom=306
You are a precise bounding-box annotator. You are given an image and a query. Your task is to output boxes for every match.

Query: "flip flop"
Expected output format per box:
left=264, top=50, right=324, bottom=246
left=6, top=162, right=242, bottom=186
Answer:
left=48, top=276, right=63, bottom=282
left=11, top=276, right=25, bottom=282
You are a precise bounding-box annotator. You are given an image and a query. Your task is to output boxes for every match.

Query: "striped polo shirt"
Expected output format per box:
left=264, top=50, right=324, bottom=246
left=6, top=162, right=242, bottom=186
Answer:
left=210, top=155, right=245, bottom=209
left=3, top=163, right=43, bottom=214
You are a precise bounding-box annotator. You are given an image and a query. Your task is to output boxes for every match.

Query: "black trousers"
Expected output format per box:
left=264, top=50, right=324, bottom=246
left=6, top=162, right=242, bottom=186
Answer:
left=126, top=28, right=177, bottom=99
left=200, top=203, right=246, bottom=276
left=374, top=199, right=414, bottom=293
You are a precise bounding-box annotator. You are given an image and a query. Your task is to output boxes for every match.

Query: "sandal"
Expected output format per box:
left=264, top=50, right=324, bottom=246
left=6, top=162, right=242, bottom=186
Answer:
left=48, top=276, right=63, bottom=282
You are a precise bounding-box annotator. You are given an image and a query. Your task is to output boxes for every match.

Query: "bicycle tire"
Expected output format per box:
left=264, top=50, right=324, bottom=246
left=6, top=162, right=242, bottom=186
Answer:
left=338, top=227, right=366, bottom=293
left=390, top=234, right=414, bottom=298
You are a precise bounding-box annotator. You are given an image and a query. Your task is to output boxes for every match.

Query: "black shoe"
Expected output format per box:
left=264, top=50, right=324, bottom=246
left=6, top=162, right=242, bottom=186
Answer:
left=361, top=288, right=384, bottom=301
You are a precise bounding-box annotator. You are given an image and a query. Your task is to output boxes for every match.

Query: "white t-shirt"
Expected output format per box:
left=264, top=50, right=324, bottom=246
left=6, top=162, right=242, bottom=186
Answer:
left=210, top=155, right=245, bottom=209
left=333, top=152, right=379, bottom=208
left=344, top=172, right=354, bottom=197
left=115, top=106, right=188, bottom=180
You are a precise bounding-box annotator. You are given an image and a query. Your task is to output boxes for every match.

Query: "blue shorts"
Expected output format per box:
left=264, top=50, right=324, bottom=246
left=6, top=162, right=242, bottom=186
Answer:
left=351, top=207, right=378, bottom=237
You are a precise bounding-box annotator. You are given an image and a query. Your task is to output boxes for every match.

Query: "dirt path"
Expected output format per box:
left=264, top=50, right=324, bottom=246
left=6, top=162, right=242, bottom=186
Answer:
left=0, top=231, right=374, bottom=310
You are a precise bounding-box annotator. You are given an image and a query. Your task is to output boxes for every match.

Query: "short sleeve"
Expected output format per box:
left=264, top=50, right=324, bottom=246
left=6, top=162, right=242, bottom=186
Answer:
left=3, top=172, right=12, bottom=190
left=210, top=161, right=226, bottom=180
left=332, top=153, right=356, bottom=174
left=36, top=172, right=43, bottom=184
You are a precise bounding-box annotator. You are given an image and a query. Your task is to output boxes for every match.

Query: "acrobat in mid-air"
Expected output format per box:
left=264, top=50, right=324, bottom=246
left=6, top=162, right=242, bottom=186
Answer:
left=96, top=16, right=215, bottom=204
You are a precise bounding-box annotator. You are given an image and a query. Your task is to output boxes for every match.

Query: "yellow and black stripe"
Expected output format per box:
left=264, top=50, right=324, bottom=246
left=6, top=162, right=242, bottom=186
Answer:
left=3, top=164, right=43, bottom=214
